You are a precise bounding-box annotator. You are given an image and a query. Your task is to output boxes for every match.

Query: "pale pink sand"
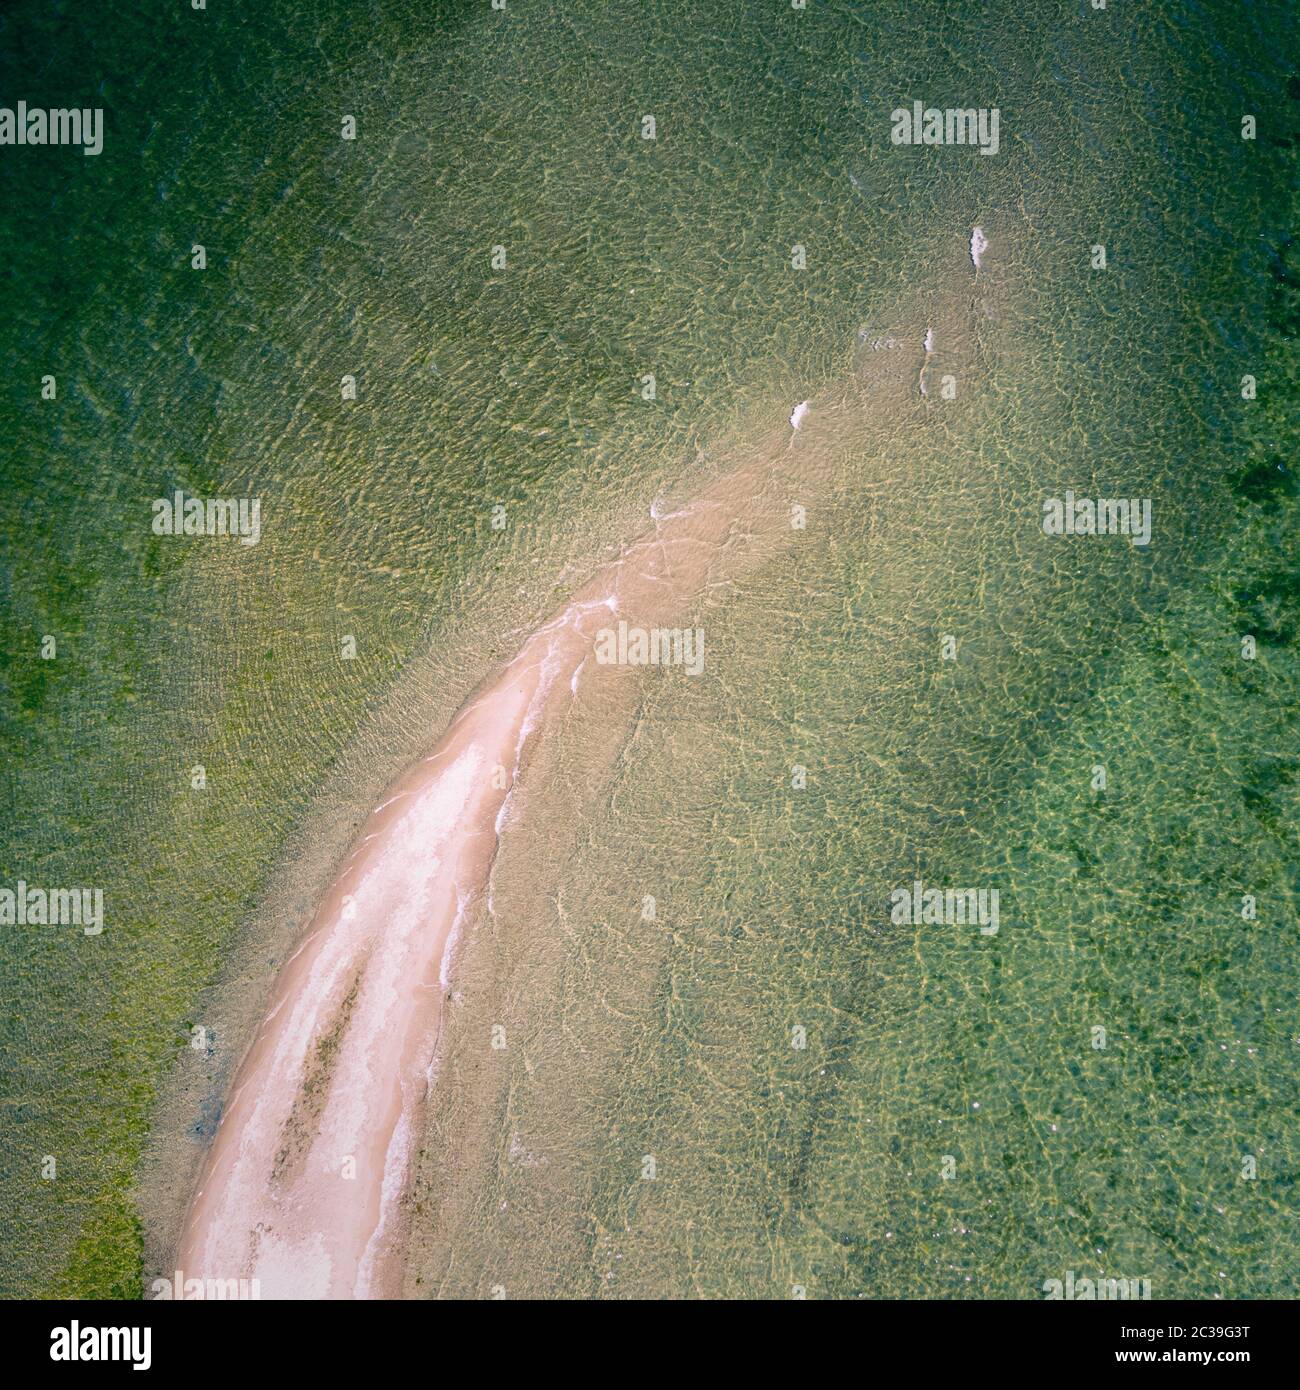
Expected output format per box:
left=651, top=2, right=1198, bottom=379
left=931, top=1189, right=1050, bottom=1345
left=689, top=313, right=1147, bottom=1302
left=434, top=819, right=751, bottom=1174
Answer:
left=178, top=602, right=615, bottom=1296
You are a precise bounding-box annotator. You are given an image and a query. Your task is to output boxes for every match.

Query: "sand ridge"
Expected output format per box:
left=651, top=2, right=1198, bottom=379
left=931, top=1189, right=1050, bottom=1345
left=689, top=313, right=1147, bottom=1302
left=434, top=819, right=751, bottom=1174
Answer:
left=175, top=242, right=986, bottom=1296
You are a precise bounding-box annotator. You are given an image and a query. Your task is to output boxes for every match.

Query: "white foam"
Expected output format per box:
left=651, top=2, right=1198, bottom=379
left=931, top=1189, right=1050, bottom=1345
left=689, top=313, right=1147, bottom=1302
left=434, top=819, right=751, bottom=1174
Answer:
left=356, top=1104, right=415, bottom=1298
left=493, top=784, right=516, bottom=837
left=790, top=400, right=810, bottom=431
left=438, top=891, right=474, bottom=992
left=970, top=226, right=988, bottom=270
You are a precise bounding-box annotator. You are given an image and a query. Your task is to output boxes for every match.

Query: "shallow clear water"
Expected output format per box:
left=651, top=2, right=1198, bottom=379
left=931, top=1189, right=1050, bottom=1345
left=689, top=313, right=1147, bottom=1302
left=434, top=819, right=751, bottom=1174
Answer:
left=0, top=0, right=1295, bottom=1297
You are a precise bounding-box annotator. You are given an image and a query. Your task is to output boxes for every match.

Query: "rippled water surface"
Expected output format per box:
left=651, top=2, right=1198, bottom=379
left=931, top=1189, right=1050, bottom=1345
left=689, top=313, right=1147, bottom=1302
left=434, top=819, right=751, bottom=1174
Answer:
left=0, top=0, right=1295, bottom=1297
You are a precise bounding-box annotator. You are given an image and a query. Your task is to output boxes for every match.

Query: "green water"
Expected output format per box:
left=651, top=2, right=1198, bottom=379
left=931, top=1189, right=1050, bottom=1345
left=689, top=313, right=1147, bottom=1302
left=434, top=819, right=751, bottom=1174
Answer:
left=0, top=0, right=1295, bottom=1297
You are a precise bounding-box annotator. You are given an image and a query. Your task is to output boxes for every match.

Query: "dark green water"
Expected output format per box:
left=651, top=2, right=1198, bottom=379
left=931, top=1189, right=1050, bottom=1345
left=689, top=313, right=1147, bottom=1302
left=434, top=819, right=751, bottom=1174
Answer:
left=0, top=0, right=1295, bottom=1297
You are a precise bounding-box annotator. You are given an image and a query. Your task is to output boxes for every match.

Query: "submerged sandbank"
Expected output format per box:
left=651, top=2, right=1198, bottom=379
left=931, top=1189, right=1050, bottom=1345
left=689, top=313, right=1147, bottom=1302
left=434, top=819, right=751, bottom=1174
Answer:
left=177, top=406, right=853, bottom=1296
left=174, top=235, right=985, bottom=1295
